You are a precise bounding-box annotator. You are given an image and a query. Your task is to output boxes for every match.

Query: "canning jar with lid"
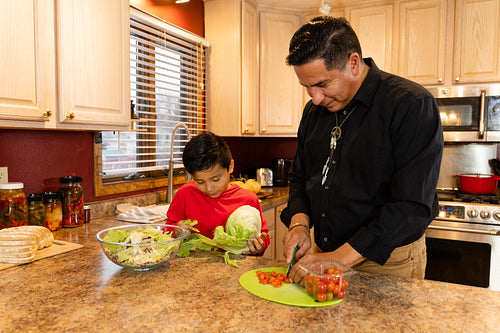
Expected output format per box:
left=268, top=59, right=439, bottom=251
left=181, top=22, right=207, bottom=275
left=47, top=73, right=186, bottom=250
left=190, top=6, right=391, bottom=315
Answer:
left=43, top=192, right=63, bottom=231
left=58, top=176, right=84, bottom=227
left=27, top=193, right=46, bottom=226
left=0, top=182, right=28, bottom=229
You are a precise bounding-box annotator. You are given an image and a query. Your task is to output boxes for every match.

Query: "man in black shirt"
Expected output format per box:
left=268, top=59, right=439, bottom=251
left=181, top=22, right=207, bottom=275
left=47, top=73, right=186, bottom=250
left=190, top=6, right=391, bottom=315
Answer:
left=283, top=16, right=443, bottom=282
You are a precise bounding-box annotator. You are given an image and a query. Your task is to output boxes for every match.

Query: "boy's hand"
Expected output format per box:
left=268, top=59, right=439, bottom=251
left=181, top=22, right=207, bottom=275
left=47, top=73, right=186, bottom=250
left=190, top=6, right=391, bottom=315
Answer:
left=177, top=220, right=193, bottom=235
left=243, top=232, right=268, bottom=255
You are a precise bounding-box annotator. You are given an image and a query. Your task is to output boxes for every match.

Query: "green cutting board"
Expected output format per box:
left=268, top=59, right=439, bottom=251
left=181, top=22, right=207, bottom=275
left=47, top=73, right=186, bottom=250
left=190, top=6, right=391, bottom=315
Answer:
left=239, top=267, right=344, bottom=307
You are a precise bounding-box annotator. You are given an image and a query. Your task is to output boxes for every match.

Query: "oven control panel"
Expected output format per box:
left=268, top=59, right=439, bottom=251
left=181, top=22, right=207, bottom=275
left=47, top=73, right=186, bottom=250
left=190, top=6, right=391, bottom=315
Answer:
left=438, top=205, right=465, bottom=219
left=438, top=201, right=500, bottom=225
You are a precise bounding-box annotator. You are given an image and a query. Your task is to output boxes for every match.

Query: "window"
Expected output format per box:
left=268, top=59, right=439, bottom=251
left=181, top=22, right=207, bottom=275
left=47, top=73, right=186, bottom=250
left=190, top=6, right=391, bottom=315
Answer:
left=94, top=7, right=208, bottom=197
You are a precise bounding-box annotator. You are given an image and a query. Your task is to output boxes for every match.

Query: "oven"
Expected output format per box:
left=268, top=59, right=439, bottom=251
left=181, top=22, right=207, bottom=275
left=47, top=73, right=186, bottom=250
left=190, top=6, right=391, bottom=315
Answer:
left=425, top=192, right=500, bottom=291
left=427, top=85, right=500, bottom=142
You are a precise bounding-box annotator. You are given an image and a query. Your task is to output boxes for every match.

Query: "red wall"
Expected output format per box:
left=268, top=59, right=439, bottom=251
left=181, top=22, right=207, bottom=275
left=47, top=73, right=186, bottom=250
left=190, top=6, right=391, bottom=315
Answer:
left=0, top=0, right=298, bottom=203
left=0, top=129, right=94, bottom=196
left=224, top=137, right=297, bottom=179
left=130, top=0, right=204, bottom=36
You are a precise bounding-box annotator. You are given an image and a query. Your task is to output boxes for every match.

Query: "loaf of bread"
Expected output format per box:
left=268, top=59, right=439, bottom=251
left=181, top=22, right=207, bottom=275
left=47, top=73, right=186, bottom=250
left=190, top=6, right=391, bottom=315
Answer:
left=0, top=226, right=53, bottom=264
left=0, top=225, right=54, bottom=249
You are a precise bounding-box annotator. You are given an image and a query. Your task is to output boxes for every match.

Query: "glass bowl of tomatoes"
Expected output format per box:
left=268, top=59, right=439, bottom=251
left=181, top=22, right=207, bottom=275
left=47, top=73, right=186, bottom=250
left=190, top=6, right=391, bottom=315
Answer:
left=298, top=260, right=354, bottom=302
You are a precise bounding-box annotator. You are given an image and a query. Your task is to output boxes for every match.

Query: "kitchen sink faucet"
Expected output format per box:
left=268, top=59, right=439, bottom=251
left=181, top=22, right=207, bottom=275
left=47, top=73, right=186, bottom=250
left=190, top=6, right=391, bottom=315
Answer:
left=167, top=122, right=192, bottom=203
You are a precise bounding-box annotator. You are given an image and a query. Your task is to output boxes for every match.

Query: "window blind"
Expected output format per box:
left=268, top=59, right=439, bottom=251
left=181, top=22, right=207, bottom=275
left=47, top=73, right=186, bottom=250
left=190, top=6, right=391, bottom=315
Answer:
left=100, top=7, right=208, bottom=179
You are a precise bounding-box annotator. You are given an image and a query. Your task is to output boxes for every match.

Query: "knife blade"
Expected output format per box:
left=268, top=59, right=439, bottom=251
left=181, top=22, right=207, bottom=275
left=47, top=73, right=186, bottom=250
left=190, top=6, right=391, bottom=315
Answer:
left=286, top=246, right=299, bottom=277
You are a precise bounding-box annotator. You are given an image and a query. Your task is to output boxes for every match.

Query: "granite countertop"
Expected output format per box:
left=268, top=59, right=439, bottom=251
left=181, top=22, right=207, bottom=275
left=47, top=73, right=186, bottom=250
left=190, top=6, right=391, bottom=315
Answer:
left=259, top=186, right=289, bottom=211
left=1, top=217, right=499, bottom=332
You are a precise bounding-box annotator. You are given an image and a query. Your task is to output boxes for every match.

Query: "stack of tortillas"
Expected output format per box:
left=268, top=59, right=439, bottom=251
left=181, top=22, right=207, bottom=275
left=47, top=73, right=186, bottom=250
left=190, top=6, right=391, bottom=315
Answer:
left=0, top=226, right=54, bottom=264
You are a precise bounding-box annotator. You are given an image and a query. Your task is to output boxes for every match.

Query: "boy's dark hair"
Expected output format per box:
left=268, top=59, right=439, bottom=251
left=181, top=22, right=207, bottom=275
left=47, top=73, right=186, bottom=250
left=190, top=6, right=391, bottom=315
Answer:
left=182, top=132, right=232, bottom=174
left=286, top=16, right=363, bottom=71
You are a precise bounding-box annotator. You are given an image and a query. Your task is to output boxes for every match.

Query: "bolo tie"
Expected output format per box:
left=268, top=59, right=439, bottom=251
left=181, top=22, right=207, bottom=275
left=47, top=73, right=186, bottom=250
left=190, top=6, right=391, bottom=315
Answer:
left=321, top=104, right=359, bottom=186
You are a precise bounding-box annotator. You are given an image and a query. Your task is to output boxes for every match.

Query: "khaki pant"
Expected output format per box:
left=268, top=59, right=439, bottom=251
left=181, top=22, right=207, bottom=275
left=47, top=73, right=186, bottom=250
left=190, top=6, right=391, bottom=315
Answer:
left=313, top=234, right=427, bottom=280
left=353, top=234, right=427, bottom=279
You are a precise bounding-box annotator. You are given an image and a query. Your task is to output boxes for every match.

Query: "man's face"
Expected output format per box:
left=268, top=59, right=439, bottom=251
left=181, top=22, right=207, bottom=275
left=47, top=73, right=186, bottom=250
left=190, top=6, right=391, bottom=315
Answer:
left=191, top=161, right=234, bottom=198
left=293, top=57, right=358, bottom=112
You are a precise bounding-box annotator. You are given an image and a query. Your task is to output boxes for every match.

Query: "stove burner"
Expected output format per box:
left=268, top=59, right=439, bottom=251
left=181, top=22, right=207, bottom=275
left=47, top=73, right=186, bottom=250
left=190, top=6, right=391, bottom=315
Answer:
left=456, top=192, right=500, bottom=204
left=437, top=188, right=500, bottom=204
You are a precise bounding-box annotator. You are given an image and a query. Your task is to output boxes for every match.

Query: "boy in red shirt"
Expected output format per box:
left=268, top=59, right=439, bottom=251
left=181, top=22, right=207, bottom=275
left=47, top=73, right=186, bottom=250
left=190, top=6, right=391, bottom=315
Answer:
left=167, top=132, right=270, bottom=255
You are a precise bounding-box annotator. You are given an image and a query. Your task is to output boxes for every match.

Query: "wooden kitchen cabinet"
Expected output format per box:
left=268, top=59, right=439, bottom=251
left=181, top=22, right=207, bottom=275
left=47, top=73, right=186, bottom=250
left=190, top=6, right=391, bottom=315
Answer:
left=0, top=0, right=130, bottom=130
left=259, top=10, right=303, bottom=135
left=275, top=202, right=315, bottom=261
left=398, top=0, right=448, bottom=85
left=204, top=0, right=259, bottom=137
left=347, top=2, right=396, bottom=72
left=274, top=203, right=288, bottom=261
left=397, top=0, right=500, bottom=86
left=453, top=0, right=500, bottom=84
left=204, top=0, right=302, bottom=137
left=261, top=207, right=275, bottom=259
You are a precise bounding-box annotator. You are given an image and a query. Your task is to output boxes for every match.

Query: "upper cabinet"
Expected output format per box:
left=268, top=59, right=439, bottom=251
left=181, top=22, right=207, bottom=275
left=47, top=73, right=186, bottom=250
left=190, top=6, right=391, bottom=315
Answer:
left=0, top=0, right=130, bottom=130
left=205, top=0, right=258, bottom=136
left=398, top=0, right=500, bottom=86
left=398, top=0, right=447, bottom=85
left=205, top=0, right=303, bottom=137
left=259, top=11, right=302, bottom=135
left=453, top=0, right=500, bottom=84
left=347, top=2, right=395, bottom=72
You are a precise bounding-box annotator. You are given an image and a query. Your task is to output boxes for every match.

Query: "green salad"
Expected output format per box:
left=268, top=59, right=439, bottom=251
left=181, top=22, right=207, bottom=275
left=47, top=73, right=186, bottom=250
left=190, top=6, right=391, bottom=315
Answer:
left=102, top=226, right=181, bottom=268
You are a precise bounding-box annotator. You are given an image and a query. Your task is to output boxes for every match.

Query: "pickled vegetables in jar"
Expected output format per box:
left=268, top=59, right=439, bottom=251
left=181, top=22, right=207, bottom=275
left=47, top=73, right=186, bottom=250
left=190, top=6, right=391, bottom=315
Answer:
left=0, top=183, right=28, bottom=229
left=43, top=192, right=63, bottom=231
left=58, top=176, right=84, bottom=228
left=27, top=193, right=46, bottom=226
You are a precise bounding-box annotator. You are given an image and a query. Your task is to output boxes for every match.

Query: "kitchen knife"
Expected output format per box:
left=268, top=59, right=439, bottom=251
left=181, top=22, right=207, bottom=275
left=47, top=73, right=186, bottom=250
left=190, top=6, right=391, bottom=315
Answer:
left=286, top=246, right=299, bottom=277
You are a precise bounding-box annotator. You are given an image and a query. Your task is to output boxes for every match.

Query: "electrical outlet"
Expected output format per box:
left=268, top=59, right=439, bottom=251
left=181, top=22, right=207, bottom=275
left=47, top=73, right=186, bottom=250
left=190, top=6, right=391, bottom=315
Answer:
left=0, top=167, right=8, bottom=183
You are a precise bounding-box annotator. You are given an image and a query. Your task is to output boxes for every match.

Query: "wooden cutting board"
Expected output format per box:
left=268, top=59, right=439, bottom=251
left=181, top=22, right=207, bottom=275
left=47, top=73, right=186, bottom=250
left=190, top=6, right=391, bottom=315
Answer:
left=0, top=240, right=83, bottom=271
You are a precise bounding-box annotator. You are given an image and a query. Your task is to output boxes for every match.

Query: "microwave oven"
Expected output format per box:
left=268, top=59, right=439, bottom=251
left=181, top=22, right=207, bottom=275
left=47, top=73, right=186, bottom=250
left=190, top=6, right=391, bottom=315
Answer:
left=427, top=85, right=500, bottom=142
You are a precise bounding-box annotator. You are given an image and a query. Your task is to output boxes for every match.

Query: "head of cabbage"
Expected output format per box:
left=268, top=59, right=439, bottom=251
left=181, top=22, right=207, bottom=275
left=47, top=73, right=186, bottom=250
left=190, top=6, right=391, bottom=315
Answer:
left=213, top=205, right=262, bottom=254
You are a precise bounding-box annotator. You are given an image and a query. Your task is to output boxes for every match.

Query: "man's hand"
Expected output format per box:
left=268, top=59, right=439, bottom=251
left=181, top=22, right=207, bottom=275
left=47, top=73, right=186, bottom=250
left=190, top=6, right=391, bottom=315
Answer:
left=283, top=213, right=312, bottom=264
left=289, top=243, right=366, bottom=286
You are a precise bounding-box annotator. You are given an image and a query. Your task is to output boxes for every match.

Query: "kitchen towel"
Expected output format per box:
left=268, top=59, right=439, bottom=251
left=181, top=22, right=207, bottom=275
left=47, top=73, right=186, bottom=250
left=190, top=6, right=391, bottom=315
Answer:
left=116, top=205, right=169, bottom=223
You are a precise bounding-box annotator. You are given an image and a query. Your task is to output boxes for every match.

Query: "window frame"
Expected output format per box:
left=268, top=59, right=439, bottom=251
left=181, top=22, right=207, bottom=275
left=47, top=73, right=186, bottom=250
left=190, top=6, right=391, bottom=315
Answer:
left=93, top=7, right=208, bottom=197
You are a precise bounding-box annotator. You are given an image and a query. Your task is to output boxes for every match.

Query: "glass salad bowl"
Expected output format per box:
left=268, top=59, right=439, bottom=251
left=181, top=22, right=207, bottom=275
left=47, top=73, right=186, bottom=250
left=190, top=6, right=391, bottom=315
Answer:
left=95, top=224, right=188, bottom=271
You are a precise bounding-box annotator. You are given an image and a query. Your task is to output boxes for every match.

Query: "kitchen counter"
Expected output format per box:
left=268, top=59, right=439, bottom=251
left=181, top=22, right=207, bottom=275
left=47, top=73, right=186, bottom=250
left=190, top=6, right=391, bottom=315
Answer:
left=258, top=186, right=289, bottom=211
left=1, top=218, right=499, bottom=333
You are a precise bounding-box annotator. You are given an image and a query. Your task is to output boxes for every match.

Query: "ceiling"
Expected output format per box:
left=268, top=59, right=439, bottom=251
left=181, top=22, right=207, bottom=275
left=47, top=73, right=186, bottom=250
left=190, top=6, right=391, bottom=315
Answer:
left=257, top=0, right=323, bottom=11
left=256, top=1, right=359, bottom=11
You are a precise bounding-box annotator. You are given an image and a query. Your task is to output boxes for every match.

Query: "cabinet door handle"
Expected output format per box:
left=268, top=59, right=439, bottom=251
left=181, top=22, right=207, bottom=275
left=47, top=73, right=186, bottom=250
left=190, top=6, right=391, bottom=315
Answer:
left=455, top=77, right=460, bottom=82
left=437, top=77, right=443, bottom=83
left=43, top=109, right=52, bottom=117
left=261, top=128, right=266, bottom=132
left=66, top=111, right=75, bottom=120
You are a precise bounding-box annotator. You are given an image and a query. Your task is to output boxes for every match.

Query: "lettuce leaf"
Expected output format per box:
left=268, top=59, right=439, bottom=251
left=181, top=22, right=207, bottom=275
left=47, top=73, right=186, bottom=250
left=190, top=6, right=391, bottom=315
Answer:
left=176, top=206, right=262, bottom=265
left=213, top=205, right=262, bottom=254
left=177, top=232, right=217, bottom=257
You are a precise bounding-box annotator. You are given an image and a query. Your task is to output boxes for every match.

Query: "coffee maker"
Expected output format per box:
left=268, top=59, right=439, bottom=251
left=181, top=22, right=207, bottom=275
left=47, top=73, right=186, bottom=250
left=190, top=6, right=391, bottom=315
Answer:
left=273, top=158, right=292, bottom=187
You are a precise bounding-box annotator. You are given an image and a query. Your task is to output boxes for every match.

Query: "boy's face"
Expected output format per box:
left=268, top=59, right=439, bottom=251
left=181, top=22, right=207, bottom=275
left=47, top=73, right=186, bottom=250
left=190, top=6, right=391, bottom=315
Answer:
left=191, top=160, right=234, bottom=199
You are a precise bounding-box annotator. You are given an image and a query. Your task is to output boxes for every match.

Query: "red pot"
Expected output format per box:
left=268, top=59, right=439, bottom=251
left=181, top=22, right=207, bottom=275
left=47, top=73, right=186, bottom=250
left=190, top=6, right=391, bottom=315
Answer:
left=453, top=174, right=500, bottom=194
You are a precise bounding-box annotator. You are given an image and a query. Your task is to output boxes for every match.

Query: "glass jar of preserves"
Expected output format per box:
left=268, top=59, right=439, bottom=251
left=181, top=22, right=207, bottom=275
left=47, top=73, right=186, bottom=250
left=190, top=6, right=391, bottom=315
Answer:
left=27, top=193, right=46, bottom=226
left=0, top=182, right=28, bottom=229
left=58, top=176, right=84, bottom=228
left=43, top=192, right=63, bottom=231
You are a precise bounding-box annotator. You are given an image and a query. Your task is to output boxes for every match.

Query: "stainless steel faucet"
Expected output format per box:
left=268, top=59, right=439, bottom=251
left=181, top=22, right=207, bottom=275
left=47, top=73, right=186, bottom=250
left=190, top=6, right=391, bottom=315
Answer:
left=167, top=122, right=192, bottom=203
